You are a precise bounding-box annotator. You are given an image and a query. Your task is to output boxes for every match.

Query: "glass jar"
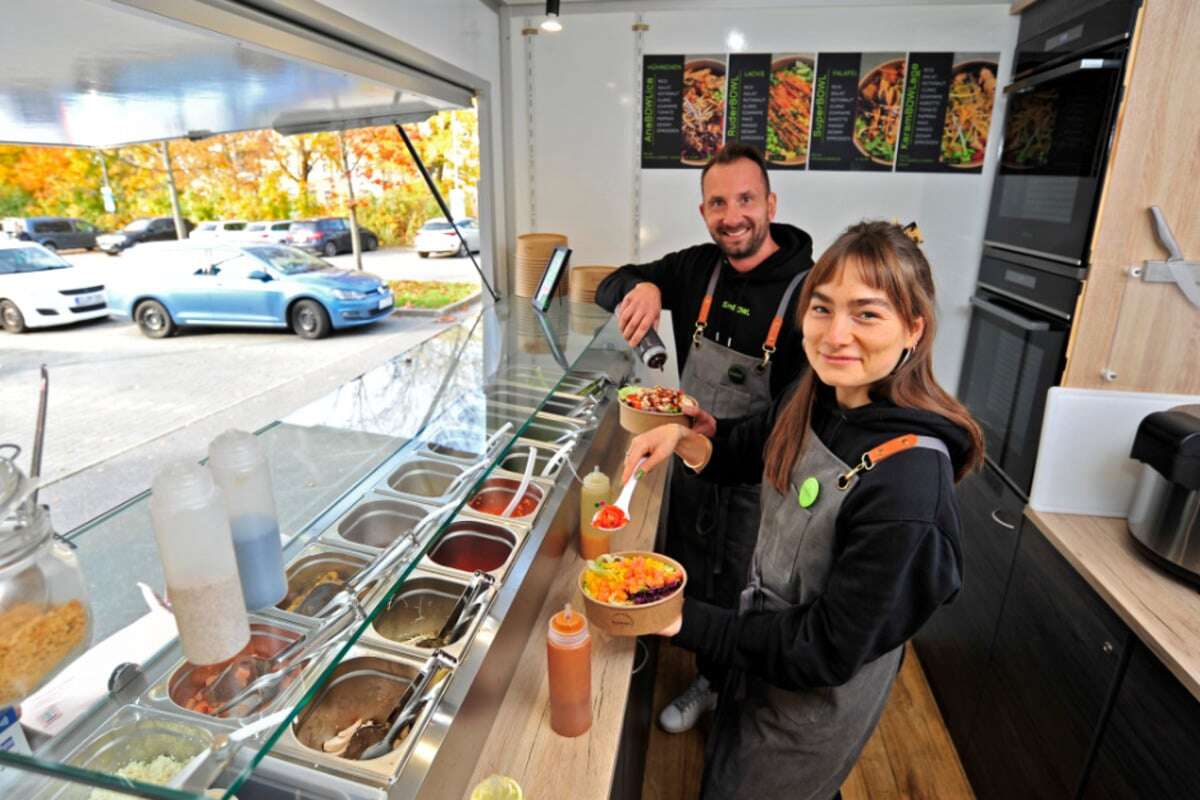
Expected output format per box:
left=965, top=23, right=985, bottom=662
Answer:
left=0, top=454, right=92, bottom=706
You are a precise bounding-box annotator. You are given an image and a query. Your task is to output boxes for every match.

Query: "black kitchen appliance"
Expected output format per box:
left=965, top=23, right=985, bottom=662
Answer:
left=959, top=0, right=1140, bottom=496
left=983, top=0, right=1140, bottom=267
left=1127, top=406, right=1200, bottom=584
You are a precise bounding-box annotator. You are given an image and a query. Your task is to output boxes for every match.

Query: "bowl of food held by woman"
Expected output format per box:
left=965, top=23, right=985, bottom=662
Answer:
left=618, top=386, right=694, bottom=434
left=579, top=551, right=686, bottom=637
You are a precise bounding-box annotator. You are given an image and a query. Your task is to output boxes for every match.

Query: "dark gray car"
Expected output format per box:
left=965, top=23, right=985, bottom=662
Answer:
left=1, top=217, right=100, bottom=251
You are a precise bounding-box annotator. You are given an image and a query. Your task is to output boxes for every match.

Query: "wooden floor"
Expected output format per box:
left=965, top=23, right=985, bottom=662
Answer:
left=641, top=642, right=974, bottom=800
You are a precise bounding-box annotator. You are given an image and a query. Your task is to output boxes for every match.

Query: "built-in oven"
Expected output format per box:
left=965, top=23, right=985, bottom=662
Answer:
left=958, top=248, right=1081, bottom=495
left=982, top=0, right=1139, bottom=266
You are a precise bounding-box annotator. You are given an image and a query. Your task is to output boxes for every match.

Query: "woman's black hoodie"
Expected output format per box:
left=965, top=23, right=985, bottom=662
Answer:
left=673, top=381, right=971, bottom=691
left=594, top=222, right=813, bottom=397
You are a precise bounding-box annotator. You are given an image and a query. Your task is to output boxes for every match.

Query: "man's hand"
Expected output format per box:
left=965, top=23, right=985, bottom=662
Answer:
left=617, top=282, right=662, bottom=347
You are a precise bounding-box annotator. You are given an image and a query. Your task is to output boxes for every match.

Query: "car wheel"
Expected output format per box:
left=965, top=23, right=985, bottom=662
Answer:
left=291, top=299, right=331, bottom=340
left=418, top=251, right=429, bottom=258
left=0, top=300, right=27, bottom=334
left=323, top=241, right=339, bottom=258
left=365, top=236, right=378, bottom=252
left=42, top=241, right=57, bottom=253
left=135, top=300, right=176, bottom=339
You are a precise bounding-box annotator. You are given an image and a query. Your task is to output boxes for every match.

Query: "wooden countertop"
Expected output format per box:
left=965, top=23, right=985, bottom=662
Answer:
left=1026, top=508, right=1200, bottom=701
left=467, top=459, right=668, bottom=798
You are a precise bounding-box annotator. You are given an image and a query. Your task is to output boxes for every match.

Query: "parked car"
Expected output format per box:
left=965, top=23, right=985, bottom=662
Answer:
left=287, top=218, right=378, bottom=257
left=240, top=220, right=295, bottom=244
left=0, top=241, right=108, bottom=333
left=414, top=217, right=481, bottom=257
left=97, top=217, right=193, bottom=255
left=107, top=242, right=393, bottom=340
left=190, top=220, right=247, bottom=241
left=1, top=217, right=101, bottom=252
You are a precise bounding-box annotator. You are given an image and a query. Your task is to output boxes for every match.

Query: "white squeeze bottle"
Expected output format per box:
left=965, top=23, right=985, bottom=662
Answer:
left=207, top=430, right=287, bottom=611
left=150, top=461, right=250, bottom=665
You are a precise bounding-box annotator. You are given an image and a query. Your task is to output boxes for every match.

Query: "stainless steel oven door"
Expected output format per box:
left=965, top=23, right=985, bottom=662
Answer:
left=983, top=55, right=1125, bottom=266
left=958, top=291, right=1070, bottom=495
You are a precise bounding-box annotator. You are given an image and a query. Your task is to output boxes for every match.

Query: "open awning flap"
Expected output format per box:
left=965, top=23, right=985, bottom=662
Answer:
left=0, top=0, right=473, bottom=148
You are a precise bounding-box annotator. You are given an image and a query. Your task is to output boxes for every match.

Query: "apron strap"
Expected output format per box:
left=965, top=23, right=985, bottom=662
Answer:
left=693, top=259, right=723, bottom=347
left=837, top=434, right=952, bottom=490
left=758, top=269, right=808, bottom=371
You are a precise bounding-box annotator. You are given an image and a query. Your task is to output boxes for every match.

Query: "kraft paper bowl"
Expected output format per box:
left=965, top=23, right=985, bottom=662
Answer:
left=618, top=388, right=695, bottom=434
left=579, top=551, right=686, bottom=637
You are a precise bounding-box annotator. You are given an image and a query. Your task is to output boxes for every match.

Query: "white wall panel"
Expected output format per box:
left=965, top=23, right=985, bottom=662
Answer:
left=510, top=3, right=1018, bottom=390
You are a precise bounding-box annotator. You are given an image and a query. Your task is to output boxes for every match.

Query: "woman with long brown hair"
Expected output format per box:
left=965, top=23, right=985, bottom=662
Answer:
left=623, top=220, right=983, bottom=799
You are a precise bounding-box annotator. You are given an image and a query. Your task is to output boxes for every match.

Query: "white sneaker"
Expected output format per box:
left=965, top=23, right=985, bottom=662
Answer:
left=658, top=676, right=717, bottom=733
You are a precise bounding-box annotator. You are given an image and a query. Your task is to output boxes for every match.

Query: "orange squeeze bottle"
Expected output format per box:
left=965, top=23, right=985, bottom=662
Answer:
left=547, top=603, right=592, bottom=737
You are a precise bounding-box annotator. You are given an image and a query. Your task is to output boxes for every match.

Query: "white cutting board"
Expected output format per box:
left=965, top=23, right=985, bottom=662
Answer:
left=1029, top=387, right=1200, bottom=517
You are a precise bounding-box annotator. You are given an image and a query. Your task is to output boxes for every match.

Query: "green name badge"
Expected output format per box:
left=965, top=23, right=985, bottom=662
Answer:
left=798, top=477, right=820, bottom=508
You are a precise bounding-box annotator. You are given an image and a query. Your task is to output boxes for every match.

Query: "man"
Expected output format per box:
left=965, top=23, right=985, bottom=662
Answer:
left=595, top=143, right=812, bottom=733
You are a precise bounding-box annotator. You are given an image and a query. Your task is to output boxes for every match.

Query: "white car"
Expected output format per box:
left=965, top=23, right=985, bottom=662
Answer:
left=240, top=220, right=295, bottom=244
left=0, top=241, right=108, bottom=332
left=414, top=217, right=481, bottom=257
left=190, top=220, right=247, bottom=241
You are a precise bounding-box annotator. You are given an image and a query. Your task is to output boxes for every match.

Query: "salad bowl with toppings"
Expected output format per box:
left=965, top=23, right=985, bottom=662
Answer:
left=617, top=385, right=695, bottom=434
left=578, top=552, right=686, bottom=636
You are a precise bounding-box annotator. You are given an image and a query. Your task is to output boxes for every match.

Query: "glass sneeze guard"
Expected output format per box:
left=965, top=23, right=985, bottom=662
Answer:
left=0, top=296, right=624, bottom=799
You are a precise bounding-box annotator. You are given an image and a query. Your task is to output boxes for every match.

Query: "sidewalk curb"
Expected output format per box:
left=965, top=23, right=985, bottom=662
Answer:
left=393, top=292, right=483, bottom=318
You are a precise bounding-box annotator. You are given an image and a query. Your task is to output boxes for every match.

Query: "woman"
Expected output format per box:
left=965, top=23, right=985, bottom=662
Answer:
left=623, top=221, right=983, bottom=799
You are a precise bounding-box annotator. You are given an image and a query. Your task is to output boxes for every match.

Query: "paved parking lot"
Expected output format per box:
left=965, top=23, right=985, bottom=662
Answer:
left=0, top=246, right=484, bottom=530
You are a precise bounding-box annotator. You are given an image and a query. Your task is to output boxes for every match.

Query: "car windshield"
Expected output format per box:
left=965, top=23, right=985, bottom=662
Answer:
left=289, top=221, right=318, bottom=231
left=123, top=219, right=152, bottom=232
left=0, top=247, right=71, bottom=274
left=245, top=223, right=266, bottom=231
left=422, top=221, right=453, bottom=231
left=246, top=246, right=327, bottom=275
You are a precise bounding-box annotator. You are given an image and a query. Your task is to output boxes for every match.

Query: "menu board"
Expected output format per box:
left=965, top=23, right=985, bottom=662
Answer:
left=643, top=49, right=997, bottom=173
left=897, top=53, right=999, bottom=173
left=641, top=54, right=727, bottom=169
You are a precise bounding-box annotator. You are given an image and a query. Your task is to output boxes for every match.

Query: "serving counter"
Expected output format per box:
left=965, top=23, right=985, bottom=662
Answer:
left=0, top=298, right=660, bottom=800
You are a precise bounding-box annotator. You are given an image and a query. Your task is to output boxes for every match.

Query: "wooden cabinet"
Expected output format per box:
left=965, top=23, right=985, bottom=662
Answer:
left=1080, top=641, right=1200, bottom=799
left=914, top=463, right=1023, bottom=749
left=963, top=520, right=1129, bottom=799
left=1063, top=0, right=1200, bottom=393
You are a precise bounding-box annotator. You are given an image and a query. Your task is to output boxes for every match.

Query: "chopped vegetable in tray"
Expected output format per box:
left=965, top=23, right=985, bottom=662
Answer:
left=582, top=554, right=683, bottom=605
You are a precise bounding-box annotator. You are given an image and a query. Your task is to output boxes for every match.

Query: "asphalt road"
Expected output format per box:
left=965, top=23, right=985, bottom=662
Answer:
left=0, top=245, right=484, bottom=531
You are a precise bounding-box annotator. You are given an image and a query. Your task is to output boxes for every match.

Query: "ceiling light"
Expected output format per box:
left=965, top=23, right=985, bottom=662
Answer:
left=541, top=0, right=562, bottom=32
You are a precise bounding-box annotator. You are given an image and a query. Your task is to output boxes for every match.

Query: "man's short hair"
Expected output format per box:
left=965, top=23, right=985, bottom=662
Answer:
left=700, top=143, right=771, bottom=195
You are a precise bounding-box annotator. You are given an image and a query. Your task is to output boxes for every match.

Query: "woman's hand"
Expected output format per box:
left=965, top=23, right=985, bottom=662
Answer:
left=622, top=424, right=688, bottom=483
left=681, top=397, right=716, bottom=438
left=654, top=614, right=682, bottom=638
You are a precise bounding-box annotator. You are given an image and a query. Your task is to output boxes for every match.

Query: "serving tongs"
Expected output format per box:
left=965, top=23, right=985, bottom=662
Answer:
left=293, top=501, right=456, bottom=618
left=201, top=592, right=363, bottom=710
left=429, top=571, right=494, bottom=647
left=211, top=632, right=348, bottom=719
left=354, top=650, right=458, bottom=761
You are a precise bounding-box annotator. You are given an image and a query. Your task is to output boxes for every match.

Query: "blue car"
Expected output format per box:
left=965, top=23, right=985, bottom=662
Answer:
left=107, top=242, right=393, bottom=339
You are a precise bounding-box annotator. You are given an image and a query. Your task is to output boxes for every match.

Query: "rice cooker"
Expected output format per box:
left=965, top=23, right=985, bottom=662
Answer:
left=1127, top=405, right=1200, bottom=583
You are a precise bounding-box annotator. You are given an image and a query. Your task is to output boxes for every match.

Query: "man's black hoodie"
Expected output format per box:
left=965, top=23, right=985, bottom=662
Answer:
left=594, top=222, right=814, bottom=397
left=673, top=381, right=971, bottom=691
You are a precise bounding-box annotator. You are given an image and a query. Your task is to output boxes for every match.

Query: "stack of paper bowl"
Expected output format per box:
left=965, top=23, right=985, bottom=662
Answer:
left=514, top=233, right=569, bottom=298
left=568, top=266, right=616, bottom=306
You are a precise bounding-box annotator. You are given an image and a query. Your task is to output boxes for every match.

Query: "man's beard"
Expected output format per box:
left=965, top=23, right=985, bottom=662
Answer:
left=712, top=218, right=769, bottom=260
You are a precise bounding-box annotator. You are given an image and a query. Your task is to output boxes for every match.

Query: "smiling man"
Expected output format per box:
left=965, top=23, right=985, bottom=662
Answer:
left=595, top=143, right=813, bottom=735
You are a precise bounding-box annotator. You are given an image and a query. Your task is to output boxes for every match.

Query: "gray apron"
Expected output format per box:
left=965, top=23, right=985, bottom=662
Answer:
left=666, top=261, right=805, bottom=607
left=702, top=428, right=950, bottom=800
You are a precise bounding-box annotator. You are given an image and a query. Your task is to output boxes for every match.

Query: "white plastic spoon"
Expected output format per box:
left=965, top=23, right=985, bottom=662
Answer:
left=592, top=457, right=647, bottom=531
left=501, top=446, right=537, bottom=518
left=165, top=709, right=291, bottom=790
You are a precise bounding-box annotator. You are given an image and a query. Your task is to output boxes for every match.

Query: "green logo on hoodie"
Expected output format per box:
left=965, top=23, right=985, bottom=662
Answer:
left=720, top=300, right=751, bottom=317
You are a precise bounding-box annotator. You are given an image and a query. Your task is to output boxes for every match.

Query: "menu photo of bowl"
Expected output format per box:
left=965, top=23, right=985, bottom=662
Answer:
left=940, top=60, right=998, bottom=169
left=682, top=56, right=726, bottom=165
left=767, top=54, right=816, bottom=167
left=853, top=55, right=907, bottom=166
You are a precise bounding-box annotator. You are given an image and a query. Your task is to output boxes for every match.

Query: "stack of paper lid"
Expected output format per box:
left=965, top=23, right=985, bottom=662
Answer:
left=515, top=233, right=569, bottom=298
left=568, top=266, right=616, bottom=306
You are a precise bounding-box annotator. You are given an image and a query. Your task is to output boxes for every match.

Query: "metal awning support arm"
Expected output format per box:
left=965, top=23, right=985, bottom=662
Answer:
left=394, top=124, right=499, bottom=302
